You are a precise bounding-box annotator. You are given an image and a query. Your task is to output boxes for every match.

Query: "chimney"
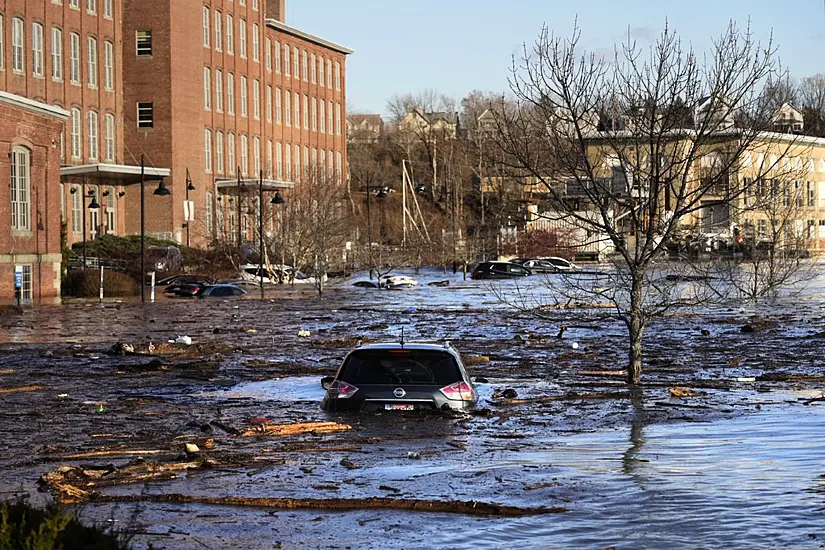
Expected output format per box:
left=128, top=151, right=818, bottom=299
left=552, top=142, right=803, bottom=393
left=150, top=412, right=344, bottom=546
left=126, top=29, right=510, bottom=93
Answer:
left=267, top=0, right=286, bottom=22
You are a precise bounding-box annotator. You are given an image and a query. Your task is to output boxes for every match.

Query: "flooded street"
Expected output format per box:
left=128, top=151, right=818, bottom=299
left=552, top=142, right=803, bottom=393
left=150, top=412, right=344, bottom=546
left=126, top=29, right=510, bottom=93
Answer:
left=1, top=268, right=824, bottom=548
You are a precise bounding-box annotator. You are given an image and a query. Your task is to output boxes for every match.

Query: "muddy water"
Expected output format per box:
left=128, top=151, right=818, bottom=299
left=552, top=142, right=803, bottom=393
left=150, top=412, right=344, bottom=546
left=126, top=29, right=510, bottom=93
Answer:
left=2, top=265, right=825, bottom=548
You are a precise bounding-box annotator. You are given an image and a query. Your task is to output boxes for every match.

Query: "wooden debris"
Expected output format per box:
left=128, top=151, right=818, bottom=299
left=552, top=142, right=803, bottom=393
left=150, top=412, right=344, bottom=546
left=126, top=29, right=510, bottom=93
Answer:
left=493, top=391, right=629, bottom=406
left=668, top=387, right=697, bottom=398
left=87, top=493, right=566, bottom=517
left=0, top=385, right=43, bottom=395
left=240, top=421, right=351, bottom=437
left=55, top=449, right=168, bottom=460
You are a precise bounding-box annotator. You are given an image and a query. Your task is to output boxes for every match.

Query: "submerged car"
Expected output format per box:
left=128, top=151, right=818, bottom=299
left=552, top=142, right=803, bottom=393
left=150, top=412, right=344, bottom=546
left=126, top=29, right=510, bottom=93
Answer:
left=197, top=284, right=247, bottom=298
left=321, top=342, right=477, bottom=412
left=520, top=257, right=580, bottom=273
left=240, top=263, right=327, bottom=285
left=471, top=261, right=531, bottom=279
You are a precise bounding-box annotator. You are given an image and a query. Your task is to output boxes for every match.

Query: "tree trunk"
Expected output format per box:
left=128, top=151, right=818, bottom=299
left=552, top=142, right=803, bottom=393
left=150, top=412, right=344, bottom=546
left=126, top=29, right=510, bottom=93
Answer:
left=627, top=275, right=645, bottom=385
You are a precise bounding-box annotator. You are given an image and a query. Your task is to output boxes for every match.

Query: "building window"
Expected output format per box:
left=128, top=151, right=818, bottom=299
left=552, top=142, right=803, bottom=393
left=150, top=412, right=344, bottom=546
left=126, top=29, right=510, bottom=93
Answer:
left=204, top=129, right=213, bottom=173
left=137, top=102, right=153, bottom=128
left=10, top=146, right=31, bottom=231
left=253, top=136, right=261, bottom=174
left=285, top=144, right=291, bottom=181
left=206, top=192, right=213, bottom=236
left=266, top=85, right=272, bottom=122
left=335, top=61, right=341, bottom=91
left=87, top=110, right=99, bottom=160
left=32, top=23, right=44, bottom=77
left=335, top=103, right=341, bottom=135
left=319, top=149, right=326, bottom=182
left=303, top=146, right=309, bottom=178
left=240, top=134, right=249, bottom=175
left=69, top=0, right=79, bottom=8
left=226, top=14, right=233, bottom=54
left=293, top=144, right=299, bottom=181
left=284, top=92, right=290, bottom=126
left=294, top=92, right=299, bottom=128
left=103, top=41, right=114, bottom=90
left=328, top=150, right=333, bottom=180
left=301, top=49, right=307, bottom=81
left=214, top=11, right=222, bottom=51
left=86, top=0, right=96, bottom=14
left=104, top=113, right=115, bottom=162
left=87, top=36, right=97, bottom=87
left=275, top=41, right=281, bottom=73
left=276, top=142, right=282, bottom=180
left=265, top=37, right=271, bottom=71
left=12, top=18, right=25, bottom=73
left=283, top=43, right=289, bottom=76
left=239, top=20, right=246, bottom=58
left=240, top=76, right=247, bottom=116
left=311, top=98, right=317, bottom=131
left=227, top=72, right=235, bottom=114
left=216, top=131, right=224, bottom=173
left=252, top=23, right=259, bottom=62
left=203, top=67, right=211, bottom=110
left=266, top=139, right=272, bottom=178
left=318, top=56, right=324, bottom=87
left=0, top=14, right=4, bottom=70
left=336, top=151, right=342, bottom=185
left=327, top=59, right=332, bottom=88
left=252, top=0, right=258, bottom=10
left=293, top=46, right=298, bottom=78
left=70, top=108, right=82, bottom=158
left=310, top=53, right=316, bottom=84
left=808, top=181, right=816, bottom=207
left=71, top=189, right=82, bottom=233
left=275, top=88, right=282, bottom=124
left=327, top=100, right=333, bottom=135
left=227, top=132, right=236, bottom=172
left=253, top=79, right=260, bottom=119
left=103, top=0, right=112, bottom=18
left=202, top=7, right=210, bottom=48
left=319, top=100, right=325, bottom=134
left=105, top=186, right=115, bottom=233
left=215, top=70, right=223, bottom=112
left=136, top=30, right=152, bottom=56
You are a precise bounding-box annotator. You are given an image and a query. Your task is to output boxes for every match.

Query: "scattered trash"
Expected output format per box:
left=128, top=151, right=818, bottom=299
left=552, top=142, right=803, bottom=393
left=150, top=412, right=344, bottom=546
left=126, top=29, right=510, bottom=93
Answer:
left=463, top=356, right=490, bottom=365
left=737, top=377, right=756, bottom=383
left=174, top=335, right=193, bottom=345
left=109, top=342, right=135, bottom=355
left=245, top=328, right=258, bottom=333
left=403, top=306, right=417, bottom=314
left=406, top=452, right=421, bottom=460
left=571, top=342, right=580, bottom=349
left=523, top=482, right=558, bottom=491
left=339, top=458, right=359, bottom=470
left=669, top=387, right=697, bottom=398
left=298, top=330, right=311, bottom=338
left=57, top=393, right=68, bottom=400
left=98, top=404, right=105, bottom=413
left=184, top=443, right=200, bottom=455
left=428, top=280, right=450, bottom=287
left=474, top=377, right=490, bottom=384
left=492, top=388, right=519, bottom=400
left=700, top=329, right=711, bottom=336
left=240, top=421, right=351, bottom=437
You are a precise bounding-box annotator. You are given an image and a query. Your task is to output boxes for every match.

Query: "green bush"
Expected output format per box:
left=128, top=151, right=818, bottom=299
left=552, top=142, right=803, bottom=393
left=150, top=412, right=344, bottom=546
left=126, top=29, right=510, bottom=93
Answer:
left=0, top=500, right=130, bottom=549
left=62, top=269, right=139, bottom=298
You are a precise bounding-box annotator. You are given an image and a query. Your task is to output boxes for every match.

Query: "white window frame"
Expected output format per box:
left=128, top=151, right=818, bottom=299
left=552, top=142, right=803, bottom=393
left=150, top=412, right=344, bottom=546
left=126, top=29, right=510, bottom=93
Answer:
left=69, top=33, right=80, bottom=83
left=227, top=132, right=236, bottom=172
left=266, top=85, right=272, bottom=122
left=283, top=43, right=289, bottom=76
left=70, top=108, right=82, bottom=158
left=294, top=92, right=299, bottom=129
left=318, top=56, right=324, bottom=87
left=284, top=92, right=291, bottom=126
left=103, top=40, right=114, bottom=90
left=51, top=28, right=63, bottom=80
left=216, top=131, right=224, bottom=173
left=204, top=129, right=213, bottom=172
left=275, top=41, right=281, bottom=73
left=214, top=11, right=222, bottom=51
left=265, top=37, right=271, bottom=71
left=311, top=97, right=317, bottom=132
left=215, top=70, right=223, bottom=113
left=87, top=110, right=99, bottom=160
left=10, top=146, right=31, bottom=231
left=285, top=144, right=292, bottom=181
left=12, top=17, right=25, bottom=73
left=203, top=67, right=211, bottom=110
left=227, top=72, right=235, bottom=114
left=86, top=0, right=96, bottom=14
left=87, top=36, right=97, bottom=87
left=137, top=101, right=153, bottom=128
left=319, top=100, right=325, bottom=134
left=136, top=30, right=152, bottom=56
left=335, top=61, right=341, bottom=91
left=253, top=79, right=260, bottom=119
left=252, top=23, right=259, bottom=62
left=103, top=0, right=113, bottom=19
left=310, top=53, right=316, bottom=84
left=275, top=88, right=282, bottom=124
left=239, top=20, right=247, bottom=58
left=240, top=75, right=248, bottom=117
left=202, top=7, right=210, bottom=48
left=276, top=142, right=283, bottom=180
left=104, top=113, right=115, bottom=162
left=226, top=14, right=234, bottom=55
left=32, top=23, right=44, bottom=77
left=301, top=49, right=307, bottom=81
left=240, top=134, right=249, bottom=175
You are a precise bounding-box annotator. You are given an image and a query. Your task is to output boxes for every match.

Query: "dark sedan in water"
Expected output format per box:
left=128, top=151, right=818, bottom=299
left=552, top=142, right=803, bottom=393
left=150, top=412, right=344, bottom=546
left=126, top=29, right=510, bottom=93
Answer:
left=321, top=342, right=477, bottom=412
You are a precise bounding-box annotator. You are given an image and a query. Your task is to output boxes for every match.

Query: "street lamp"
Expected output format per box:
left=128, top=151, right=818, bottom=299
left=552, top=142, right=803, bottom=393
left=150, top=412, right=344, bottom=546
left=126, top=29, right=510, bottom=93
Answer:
left=258, top=170, right=265, bottom=299
left=140, top=154, right=172, bottom=303
left=184, top=169, right=195, bottom=247
left=271, top=190, right=285, bottom=284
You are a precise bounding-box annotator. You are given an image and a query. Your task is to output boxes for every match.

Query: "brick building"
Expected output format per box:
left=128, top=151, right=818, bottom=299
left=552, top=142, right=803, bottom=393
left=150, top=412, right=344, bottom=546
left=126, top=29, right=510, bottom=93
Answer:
left=122, top=0, right=351, bottom=246
left=0, top=91, right=67, bottom=304
left=0, top=0, right=348, bottom=254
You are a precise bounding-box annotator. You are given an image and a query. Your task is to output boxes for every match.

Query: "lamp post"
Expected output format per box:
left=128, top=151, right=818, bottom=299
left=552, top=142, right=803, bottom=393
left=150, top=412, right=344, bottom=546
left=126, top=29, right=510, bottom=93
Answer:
left=271, top=189, right=285, bottom=283
left=365, top=183, right=373, bottom=279
left=140, top=154, right=172, bottom=303
left=258, top=169, right=264, bottom=300
left=236, top=165, right=243, bottom=247
left=184, top=168, right=195, bottom=247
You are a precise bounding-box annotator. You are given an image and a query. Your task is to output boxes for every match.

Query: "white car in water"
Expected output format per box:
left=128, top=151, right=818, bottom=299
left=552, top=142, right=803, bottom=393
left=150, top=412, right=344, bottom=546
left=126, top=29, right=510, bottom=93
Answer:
left=240, top=264, right=327, bottom=285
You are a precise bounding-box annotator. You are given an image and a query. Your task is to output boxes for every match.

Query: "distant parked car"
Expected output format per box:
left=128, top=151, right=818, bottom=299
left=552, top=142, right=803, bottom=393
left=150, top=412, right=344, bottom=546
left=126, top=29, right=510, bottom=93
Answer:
left=166, top=282, right=209, bottom=297
left=159, top=274, right=215, bottom=294
left=471, top=261, right=531, bottom=279
left=521, top=257, right=580, bottom=273
left=321, top=341, right=477, bottom=412
left=198, top=284, right=247, bottom=298
left=240, top=264, right=327, bottom=285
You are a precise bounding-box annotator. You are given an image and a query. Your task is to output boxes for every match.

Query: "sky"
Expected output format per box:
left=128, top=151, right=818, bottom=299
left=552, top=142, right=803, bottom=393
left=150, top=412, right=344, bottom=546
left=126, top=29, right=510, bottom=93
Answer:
left=290, top=0, right=825, bottom=117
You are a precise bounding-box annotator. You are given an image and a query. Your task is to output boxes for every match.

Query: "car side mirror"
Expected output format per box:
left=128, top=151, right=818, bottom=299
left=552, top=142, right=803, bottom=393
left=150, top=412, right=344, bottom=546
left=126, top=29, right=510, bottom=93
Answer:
left=320, top=376, right=335, bottom=390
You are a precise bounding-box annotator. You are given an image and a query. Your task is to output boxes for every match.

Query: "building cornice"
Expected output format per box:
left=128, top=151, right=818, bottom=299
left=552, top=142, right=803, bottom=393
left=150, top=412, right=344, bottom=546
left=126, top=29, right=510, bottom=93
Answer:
left=0, top=91, right=69, bottom=120
left=264, top=18, right=353, bottom=55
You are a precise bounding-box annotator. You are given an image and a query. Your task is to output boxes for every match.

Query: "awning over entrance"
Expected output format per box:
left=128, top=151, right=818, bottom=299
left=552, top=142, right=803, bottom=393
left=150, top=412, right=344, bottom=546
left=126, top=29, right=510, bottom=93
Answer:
left=214, top=178, right=294, bottom=192
left=60, top=163, right=171, bottom=183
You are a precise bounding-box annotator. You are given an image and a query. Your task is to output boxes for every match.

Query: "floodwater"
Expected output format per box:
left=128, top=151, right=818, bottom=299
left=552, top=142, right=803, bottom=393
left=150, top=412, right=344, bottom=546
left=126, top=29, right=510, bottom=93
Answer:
left=1, top=264, right=824, bottom=548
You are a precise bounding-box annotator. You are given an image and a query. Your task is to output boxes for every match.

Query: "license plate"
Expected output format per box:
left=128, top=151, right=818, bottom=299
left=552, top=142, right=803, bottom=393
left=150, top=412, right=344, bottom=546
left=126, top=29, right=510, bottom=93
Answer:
left=385, top=404, right=414, bottom=411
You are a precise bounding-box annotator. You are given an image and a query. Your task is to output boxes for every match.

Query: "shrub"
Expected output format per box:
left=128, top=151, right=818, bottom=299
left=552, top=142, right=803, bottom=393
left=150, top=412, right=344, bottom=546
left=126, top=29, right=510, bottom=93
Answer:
left=62, top=269, right=139, bottom=298
left=0, top=500, right=130, bottom=549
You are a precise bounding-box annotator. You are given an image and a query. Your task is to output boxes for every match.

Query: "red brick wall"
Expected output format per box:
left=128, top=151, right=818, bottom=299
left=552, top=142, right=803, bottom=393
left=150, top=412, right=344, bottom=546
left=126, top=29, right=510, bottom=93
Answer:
left=0, top=99, right=65, bottom=304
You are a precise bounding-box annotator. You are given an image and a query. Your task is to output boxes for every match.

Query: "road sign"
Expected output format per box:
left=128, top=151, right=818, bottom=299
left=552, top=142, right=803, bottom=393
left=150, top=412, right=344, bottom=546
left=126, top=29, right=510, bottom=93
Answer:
left=14, top=266, right=22, bottom=289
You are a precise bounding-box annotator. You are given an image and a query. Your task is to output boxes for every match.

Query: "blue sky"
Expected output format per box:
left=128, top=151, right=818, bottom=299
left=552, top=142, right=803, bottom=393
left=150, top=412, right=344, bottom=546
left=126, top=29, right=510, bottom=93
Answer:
left=290, top=0, right=825, bottom=116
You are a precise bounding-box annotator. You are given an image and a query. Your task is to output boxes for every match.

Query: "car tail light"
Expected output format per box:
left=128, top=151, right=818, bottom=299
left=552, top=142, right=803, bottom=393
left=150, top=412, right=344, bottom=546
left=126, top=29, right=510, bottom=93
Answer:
left=440, top=381, right=475, bottom=401
left=330, top=380, right=358, bottom=399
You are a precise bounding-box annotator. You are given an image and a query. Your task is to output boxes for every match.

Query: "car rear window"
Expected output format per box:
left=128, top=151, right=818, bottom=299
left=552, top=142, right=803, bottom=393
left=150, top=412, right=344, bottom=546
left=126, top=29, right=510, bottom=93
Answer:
left=339, top=349, right=462, bottom=385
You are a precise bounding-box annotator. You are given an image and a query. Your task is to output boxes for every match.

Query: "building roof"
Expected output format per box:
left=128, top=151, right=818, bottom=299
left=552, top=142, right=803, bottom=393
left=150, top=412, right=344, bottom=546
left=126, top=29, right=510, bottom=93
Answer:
left=348, top=114, right=384, bottom=126
left=0, top=91, right=69, bottom=120
left=265, top=18, right=353, bottom=55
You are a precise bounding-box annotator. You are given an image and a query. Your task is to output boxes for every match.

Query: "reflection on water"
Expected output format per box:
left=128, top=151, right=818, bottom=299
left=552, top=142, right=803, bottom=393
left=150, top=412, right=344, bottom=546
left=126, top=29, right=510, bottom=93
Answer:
left=434, top=403, right=825, bottom=549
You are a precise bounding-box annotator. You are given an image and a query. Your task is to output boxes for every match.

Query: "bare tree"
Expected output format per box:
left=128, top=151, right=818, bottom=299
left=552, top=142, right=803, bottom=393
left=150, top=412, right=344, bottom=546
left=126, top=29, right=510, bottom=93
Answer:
left=491, top=21, right=797, bottom=384
left=798, top=74, right=825, bottom=137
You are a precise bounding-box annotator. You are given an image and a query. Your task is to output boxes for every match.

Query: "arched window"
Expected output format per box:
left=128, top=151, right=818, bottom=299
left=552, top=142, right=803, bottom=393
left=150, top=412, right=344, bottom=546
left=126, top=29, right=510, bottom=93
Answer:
left=10, top=146, right=31, bottom=231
